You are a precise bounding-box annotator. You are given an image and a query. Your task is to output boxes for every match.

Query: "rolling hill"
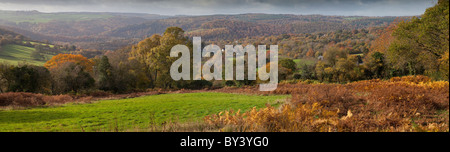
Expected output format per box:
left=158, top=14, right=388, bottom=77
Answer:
left=1, top=27, right=63, bottom=65
left=0, top=10, right=403, bottom=50
left=0, top=44, right=51, bottom=65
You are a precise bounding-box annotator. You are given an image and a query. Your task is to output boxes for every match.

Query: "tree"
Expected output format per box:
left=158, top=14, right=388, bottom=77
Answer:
left=315, top=61, right=327, bottom=82
left=106, top=46, right=151, bottom=92
left=279, top=58, right=297, bottom=72
left=0, top=62, right=9, bottom=93
left=95, top=56, right=114, bottom=91
left=335, top=55, right=362, bottom=82
left=130, top=27, right=192, bottom=89
left=364, top=51, right=386, bottom=78
left=369, top=21, right=398, bottom=54
left=130, top=34, right=161, bottom=88
left=50, top=62, right=95, bottom=94
left=44, top=54, right=94, bottom=72
left=306, top=48, right=315, bottom=57
left=299, top=63, right=316, bottom=80
left=323, top=46, right=347, bottom=66
left=388, top=0, right=449, bottom=79
left=0, top=65, right=51, bottom=93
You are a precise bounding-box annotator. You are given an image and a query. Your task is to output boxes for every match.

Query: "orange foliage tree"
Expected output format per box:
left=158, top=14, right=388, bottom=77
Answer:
left=44, top=54, right=94, bottom=72
left=369, top=19, right=403, bottom=54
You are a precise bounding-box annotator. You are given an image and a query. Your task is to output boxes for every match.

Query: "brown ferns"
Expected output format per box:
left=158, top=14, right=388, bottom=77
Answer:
left=205, top=76, right=449, bottom=132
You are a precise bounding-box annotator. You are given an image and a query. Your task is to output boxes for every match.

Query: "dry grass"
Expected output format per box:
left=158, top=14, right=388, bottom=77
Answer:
left=0, top=92, right=73, bottom=108
left=205, top=76, right=449, bottom=132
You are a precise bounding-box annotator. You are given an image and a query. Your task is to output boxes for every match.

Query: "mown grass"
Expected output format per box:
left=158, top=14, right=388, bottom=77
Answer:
left=0, top=44, right=54, bottom=65
left=0, top=92, right=288, bottom=132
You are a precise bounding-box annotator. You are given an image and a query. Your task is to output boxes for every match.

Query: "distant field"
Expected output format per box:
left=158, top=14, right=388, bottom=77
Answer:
left=0, top=44, right=54, bottom=65
left=293, top=58, right=317, bottom=74
left=22, top=41, right=55, bottom=48
left=293, top=58, right=316, bottom=65
left=0, top=92, right=288, bottom=132
left=343, top=17, right=365, bottom=20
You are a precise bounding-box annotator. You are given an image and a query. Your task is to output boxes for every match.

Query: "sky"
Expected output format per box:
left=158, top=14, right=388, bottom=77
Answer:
left=0, top=0, right=438, bottom=16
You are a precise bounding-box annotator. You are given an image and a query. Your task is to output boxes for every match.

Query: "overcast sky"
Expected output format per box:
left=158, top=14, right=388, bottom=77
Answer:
left=0, top=0, right=437, bottom=16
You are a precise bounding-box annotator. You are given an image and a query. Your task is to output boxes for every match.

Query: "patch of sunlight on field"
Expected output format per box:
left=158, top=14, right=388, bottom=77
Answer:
left=0, top=44, right=54, bottom=66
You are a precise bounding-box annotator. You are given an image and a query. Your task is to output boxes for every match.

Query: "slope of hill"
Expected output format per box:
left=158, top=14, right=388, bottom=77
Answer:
left=106, top=14, right=399, bottom=40
left=0, top=10, right=402, bottom=50
left=1, top=27, right=64, bottom=65
left=0, top=44, right=51, bottom=65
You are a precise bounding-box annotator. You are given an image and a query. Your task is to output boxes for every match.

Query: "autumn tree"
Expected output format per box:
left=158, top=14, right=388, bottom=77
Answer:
left=315, top=61, right=327, bottom=82
left=44, top=54, right=94, bottom=72
left=306, top=48, right=315, bottom=57
left=369, top=21, right=399, bottom=54
left=106, top=46, right=151, bottom=92
left=130, top=27, right=192, bottom=89
left=335, top=55, right=364, bottom=82
left=388, top=0, right=449, bottom=79
left=323, top=46, right=347, bottom=66
left=50, top=62, right=95, bottom=94
left=365, top=51, right=387, bottom=79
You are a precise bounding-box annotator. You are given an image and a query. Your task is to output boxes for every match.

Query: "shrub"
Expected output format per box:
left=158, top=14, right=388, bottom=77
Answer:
left=0, top=92, right=73, bottom=107
left=205, top=76, right=449, bottom=132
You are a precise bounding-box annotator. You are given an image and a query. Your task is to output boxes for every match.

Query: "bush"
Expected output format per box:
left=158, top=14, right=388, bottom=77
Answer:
left=0, top=92, right=73, bottom=107
left=389, top=75, right=432, bottom=84
left=186, top=80, right=213, bottom=90
left=0, top=65, right=52, bottom=94
left=50, top=62, right=95, bottom=94
left=224, top=80, right=236, bottom=86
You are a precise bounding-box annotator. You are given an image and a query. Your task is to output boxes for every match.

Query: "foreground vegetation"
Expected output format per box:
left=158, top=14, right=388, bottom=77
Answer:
left=206, top=76, right=449, bottom=132
left=1, top=75, right=446, bottom=132
left=0, top=1, right=447, bottom=132
left=0, top=92, right=287, bottom=132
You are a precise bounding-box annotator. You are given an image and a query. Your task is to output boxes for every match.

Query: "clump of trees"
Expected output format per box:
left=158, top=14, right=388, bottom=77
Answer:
left=0, top=1, right=448, bottom=95
left=0, top=63, right=52, bottom=94
left=1, top=27, right=212, bottom=95
left=365, top=0, right=449, bottom=80
left=0, top=28, right=25, bottom=47
left=294, top=0, right=449, bottom=83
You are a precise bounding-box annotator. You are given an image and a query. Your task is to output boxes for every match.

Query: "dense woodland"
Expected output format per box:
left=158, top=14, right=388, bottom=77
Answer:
left=0, top=0, right=448, bottom=95
left=1, top=11, right=398, bottom=50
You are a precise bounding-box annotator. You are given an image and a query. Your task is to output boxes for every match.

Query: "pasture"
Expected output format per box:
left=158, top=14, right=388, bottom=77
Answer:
left=0, top=92, right=288, bottom=132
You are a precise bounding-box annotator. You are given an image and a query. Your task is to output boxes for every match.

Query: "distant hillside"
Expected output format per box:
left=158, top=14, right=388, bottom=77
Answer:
left=106, top=14, right=399, bottom=40
left=1, top=27, right=66, bottom=65
left=0, top=11, right=403, bottom=50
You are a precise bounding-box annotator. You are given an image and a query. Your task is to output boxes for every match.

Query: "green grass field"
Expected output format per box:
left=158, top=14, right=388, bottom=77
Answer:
left=293, top=58, right=316, bottom=66
left=0, top=92, right=288, bottom=132
left=0, top=44, right=54, bottom=65
left=22, top=41, right=55, bottom=48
